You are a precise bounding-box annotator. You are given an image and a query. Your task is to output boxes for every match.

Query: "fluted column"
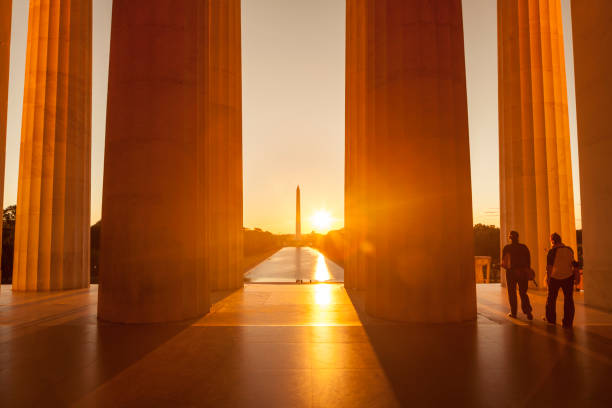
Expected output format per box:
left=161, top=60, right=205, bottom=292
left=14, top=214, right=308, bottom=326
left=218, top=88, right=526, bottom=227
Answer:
left=0, top=0, right=12, bottom=284
left=207, top=0, right=243, bottom=292
left=99, top=0, right=243, bottom=323
left=498, top=0, right=577, bottom=288
left=346, top=0, right=476, bottom=322
left=13, top=0, right=91, bottom=291
left=344, top=0, right=368, bottom=290
left=571, top=0, right=612, bottom=311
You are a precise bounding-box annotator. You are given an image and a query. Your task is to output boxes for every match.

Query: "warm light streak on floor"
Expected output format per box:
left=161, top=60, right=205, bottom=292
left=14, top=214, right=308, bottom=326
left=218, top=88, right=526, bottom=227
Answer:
left=196, top=284, right=363, bottom=327
left=314, top=253, right=331, bottom=282
left=313, top=283, right=333, bottom=306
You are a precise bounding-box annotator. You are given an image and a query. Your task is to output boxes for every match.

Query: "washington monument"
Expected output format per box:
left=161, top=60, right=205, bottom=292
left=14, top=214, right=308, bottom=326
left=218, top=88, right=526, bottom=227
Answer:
left=296, top=185, right=301, bottom=240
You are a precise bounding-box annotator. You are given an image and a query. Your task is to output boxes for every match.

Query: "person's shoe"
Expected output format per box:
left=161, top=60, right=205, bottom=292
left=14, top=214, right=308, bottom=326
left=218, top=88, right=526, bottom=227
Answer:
left=562, top=324, right=573, bottom=329
left=543, top=317, right=555, bottom=325
left=508, top=313, right=517, bottom=318
left=526, top=312, right=533, bottom=320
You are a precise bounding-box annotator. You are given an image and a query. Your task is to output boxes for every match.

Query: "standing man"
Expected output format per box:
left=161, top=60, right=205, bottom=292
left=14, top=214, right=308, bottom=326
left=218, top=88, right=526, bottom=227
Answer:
left=545, top=233, right=577, bottom=328
left=501, top=231, right=534, bottom=320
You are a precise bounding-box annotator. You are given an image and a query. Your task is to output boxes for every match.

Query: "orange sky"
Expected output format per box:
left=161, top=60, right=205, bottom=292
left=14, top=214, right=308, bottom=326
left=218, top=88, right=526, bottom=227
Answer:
left=3, top=0, right=582, bottom=234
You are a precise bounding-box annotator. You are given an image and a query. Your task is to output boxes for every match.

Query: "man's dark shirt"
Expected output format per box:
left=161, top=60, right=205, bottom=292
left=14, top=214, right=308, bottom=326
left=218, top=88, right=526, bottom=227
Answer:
left=502, top=242, right=531, bottom=270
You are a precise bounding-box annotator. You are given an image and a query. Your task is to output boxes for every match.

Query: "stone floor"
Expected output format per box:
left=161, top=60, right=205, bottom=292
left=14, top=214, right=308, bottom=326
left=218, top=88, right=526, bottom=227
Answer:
left=1, top=283, right=611, bottom=407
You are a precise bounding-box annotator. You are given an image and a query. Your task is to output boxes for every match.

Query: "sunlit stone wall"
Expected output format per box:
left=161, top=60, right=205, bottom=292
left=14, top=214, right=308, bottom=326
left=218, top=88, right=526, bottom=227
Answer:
left=13, top=0, right=92, bottom=291
left=571, top=0, right=612, bottom=312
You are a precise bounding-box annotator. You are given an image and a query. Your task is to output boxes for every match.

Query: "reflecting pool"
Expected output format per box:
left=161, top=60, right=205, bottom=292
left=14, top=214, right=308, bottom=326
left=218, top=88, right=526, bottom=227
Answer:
left=244, top=247, right=344, bottom=283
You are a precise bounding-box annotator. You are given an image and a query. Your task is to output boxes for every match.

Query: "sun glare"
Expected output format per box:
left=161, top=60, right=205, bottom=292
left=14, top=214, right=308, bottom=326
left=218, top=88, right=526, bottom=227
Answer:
left=311, top=209, right=333, bottom=232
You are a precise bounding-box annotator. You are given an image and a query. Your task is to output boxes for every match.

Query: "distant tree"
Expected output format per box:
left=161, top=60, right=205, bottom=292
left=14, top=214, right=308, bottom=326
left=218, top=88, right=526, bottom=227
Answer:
left=314, top=228, right=345, bottom=266
left=2, top=209, right=103, bottom=284
left=473, top=224, right=500, bottom=264
left=2, top=205, right=17, bottom=283
left=243, top=228, right=281, bottom=257
left=3, top=205, right=15, bottom=223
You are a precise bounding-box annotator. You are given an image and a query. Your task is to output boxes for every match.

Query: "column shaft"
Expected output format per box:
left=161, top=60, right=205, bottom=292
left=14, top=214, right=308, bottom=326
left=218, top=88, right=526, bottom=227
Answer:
left=0, top=0, right=12, bottom=283
left=571, top=0, right=612, bottom=311
left=13, top=0, right=92, bottom=291
left=207, top=0, right=243, bottom=291
left=498, top=0, right=576, bottom=287
left=344, top=0, right=368, bottom=290
left=99, top=0, right=243, bottom=323
left=347, top=0, right=476, bottom=322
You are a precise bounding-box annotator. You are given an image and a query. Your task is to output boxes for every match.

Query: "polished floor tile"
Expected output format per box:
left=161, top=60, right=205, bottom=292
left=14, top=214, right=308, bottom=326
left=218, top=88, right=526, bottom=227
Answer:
left=1, top=283, right=611, bottom=407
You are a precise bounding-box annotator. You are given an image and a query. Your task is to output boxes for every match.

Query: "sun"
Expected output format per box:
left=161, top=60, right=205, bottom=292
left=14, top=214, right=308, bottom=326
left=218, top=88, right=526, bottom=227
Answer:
left=311, top=209, right=333, bottom=232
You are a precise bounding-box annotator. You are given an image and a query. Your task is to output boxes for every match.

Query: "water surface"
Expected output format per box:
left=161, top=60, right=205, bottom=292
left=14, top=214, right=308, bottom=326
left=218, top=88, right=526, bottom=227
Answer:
left=244, top=247, right=344, bottom=283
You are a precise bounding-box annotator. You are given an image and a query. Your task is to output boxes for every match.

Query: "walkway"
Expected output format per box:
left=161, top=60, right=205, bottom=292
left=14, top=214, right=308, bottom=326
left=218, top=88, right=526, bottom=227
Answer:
left=244, top=247, right=343, bottom=283
left=1, top=281, right=612, bottom=406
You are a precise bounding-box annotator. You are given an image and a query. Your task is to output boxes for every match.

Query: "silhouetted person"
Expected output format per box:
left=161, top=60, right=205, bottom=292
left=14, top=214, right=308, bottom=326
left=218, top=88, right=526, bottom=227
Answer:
left=501, top=231, right=533, bottom=320
left=545, top=233, right=577, bottom=328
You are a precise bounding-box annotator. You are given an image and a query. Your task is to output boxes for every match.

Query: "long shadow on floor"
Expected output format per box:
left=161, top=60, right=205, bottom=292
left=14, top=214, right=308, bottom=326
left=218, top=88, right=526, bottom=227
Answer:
left=346, top=289, right=612, bottom=407
left=0, top=316, right=194, bottom=406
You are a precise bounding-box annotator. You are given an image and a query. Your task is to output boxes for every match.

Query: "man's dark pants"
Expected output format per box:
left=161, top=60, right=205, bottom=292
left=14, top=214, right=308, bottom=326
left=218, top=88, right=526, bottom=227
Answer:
left=546, top=276, right=575, bottom=327
left=506, top=270, right=532, bottom=316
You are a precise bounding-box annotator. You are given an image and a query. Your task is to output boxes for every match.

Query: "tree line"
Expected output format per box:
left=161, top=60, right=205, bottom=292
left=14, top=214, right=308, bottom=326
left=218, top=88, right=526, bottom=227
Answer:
left=2, top=206, right=283, bottom=284
left=1, top=206, right=583, bottom=284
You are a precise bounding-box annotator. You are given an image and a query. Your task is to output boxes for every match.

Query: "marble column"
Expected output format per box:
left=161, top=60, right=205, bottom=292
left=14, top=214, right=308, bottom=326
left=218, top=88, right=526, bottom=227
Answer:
left=207, top=0, right=243, bottom=292
left=498, top=0, right=577, bottom=288
left=571, top=0, right=612, bottom=311
left=346, top=0, right=476, bottom=322
left=99, top=0, right=243, bottom=323
left=344, top=0, right=368, bottom=291
left=0, top=0, right=11, bottom=284
left=13, top=0, right=91, bottom=291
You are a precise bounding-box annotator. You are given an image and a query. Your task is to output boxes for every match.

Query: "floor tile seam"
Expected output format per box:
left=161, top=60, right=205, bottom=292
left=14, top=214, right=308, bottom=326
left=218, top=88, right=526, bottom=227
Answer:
left=37, top=306, right=98, bottom=325
left=193, top=323, right=363, bottom=327
left=476, top=311, right=504, bottom=325
left=181, top=339, right=369, bottom=345
left=212, top=367, right=313, bottom=373
left=6, top=304, right=95, bottom=330
left=477, top=303, right=530, bottom=326
left=0, top=289, right=93, bottom=308
left=307, top=367, right=384, bottom=372
left=479, top=288, right=588, bottom=305
left=477, top=298, right=612, bottom=328
left=517, top=319, right=612, bottom=366
left=0, top=299, right=97, bottom=318
left=222, top=340, right=370, bottom=346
